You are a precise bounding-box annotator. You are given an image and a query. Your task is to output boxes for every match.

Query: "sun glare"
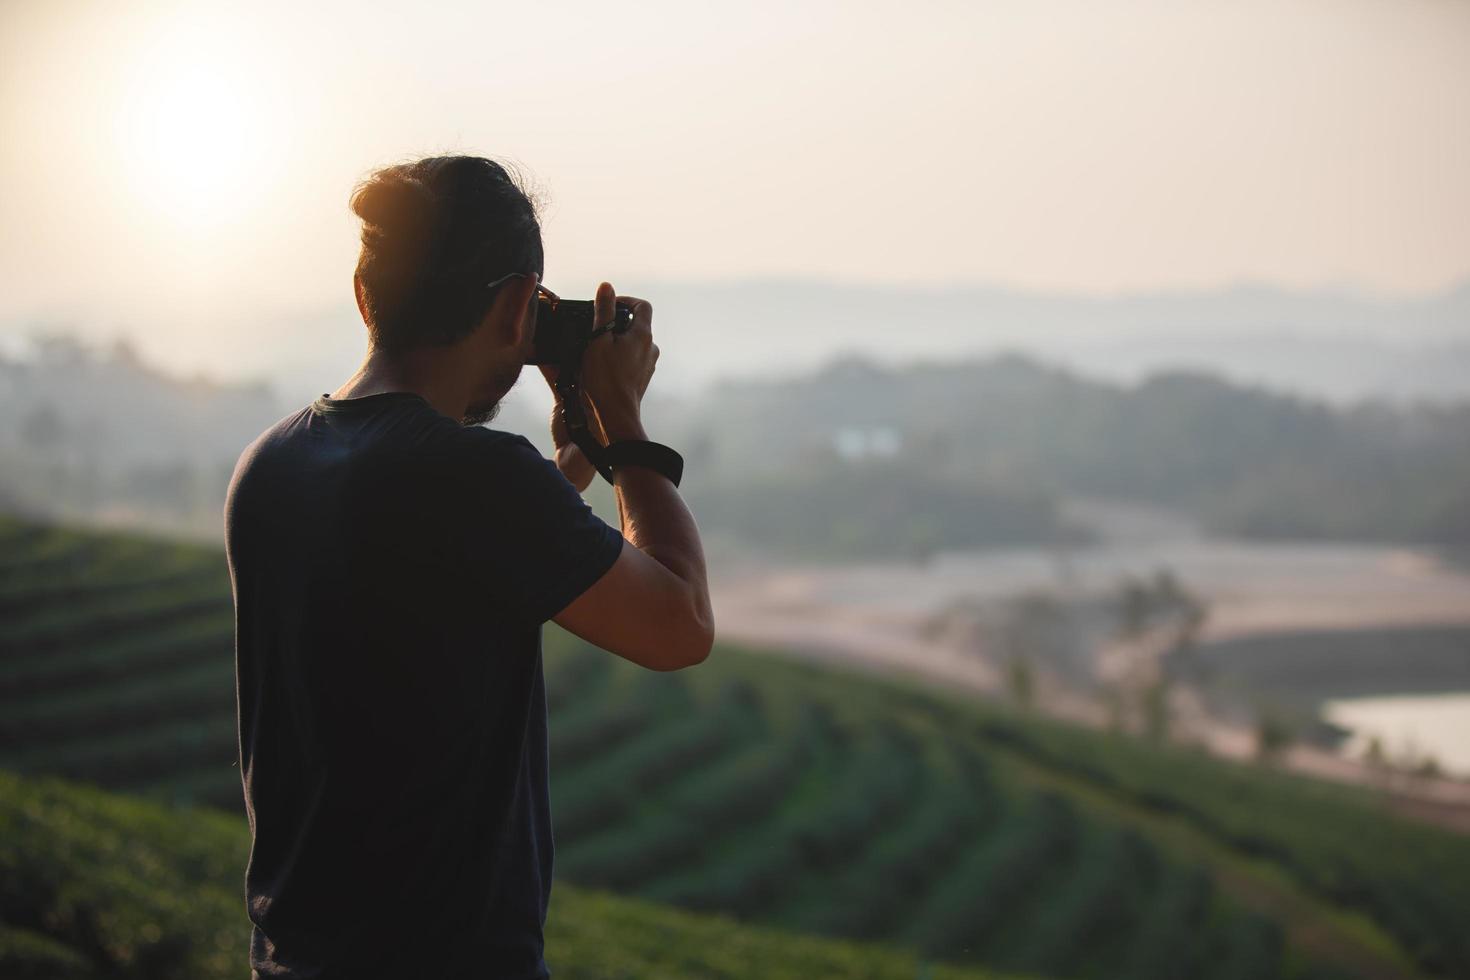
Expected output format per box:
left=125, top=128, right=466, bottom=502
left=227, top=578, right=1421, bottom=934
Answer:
left=113, top=16, right=284, bottom=229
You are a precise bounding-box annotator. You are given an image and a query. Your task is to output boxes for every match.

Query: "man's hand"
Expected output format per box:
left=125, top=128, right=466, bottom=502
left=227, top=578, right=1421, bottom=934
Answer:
left=541, top=282, right=658, bottom=492
left=581, top=282, right=657, bottom=442
left=539, top=364, right=604, bottom=493
left=551, top=282, right=711, bottom=671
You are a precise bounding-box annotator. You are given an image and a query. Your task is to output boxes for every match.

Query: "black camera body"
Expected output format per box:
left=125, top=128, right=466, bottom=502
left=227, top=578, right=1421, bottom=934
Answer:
left=527, top=297, right=634, bottom=366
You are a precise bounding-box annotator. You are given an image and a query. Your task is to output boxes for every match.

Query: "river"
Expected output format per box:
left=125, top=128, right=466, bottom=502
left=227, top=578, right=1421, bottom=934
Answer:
left=1325, top=693, right=1470, bottom=779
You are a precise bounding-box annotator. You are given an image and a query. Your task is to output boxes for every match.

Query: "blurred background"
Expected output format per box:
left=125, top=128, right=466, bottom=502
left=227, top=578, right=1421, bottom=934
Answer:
left=2, top=1, right=1468, bottom=978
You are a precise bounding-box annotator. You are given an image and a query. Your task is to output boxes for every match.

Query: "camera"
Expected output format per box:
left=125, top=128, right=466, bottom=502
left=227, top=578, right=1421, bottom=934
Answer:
left=527, top=295, right=634, bottom=366
left=530, top=287, right=681, bottom=486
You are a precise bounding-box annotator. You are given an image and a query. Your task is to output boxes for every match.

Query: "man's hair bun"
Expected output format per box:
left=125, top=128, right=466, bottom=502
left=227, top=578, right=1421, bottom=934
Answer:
left=350, top=174, right=439, bottom=268
left=348, top=156, right=544, bottom=353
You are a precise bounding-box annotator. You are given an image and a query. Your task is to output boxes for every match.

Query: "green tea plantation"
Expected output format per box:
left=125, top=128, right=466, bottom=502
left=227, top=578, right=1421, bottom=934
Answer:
left=0, top=769, right=1021, bottom=980
left=2, top=515, right=1467, bottom=979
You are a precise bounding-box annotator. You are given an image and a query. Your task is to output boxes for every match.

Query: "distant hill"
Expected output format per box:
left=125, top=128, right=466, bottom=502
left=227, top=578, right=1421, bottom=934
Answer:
left=191, top=277, right=1470, bottom=405
left=659, top=353, right=1470, bottom=554
left=0, top=335, right=283, bottom=538
left=3, top=515, right=1467, bottom=979
left=11, top=277, right=1468, bottom=406
left=635, top=277, right=1470, bottom=403
left=7, top=328, right=1470, bottom=560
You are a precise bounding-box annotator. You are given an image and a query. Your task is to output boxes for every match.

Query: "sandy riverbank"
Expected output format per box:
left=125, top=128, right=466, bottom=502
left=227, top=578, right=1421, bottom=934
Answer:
left=706, top=537, right=1470, bottom=828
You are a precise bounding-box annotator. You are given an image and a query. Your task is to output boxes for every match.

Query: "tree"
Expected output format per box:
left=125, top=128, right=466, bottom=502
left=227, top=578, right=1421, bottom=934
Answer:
left=1006, top=655, right=1035, bottom=710
left=1254, top=707, right=1294, bottom=762
left=1141, top=680, right=1170, bottom=742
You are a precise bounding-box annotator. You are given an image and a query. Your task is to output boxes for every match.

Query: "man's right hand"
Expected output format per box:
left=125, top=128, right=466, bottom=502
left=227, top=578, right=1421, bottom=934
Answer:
left=581, top=282, right=658, bottom=442
left=551, top=280, right=713, bottom=671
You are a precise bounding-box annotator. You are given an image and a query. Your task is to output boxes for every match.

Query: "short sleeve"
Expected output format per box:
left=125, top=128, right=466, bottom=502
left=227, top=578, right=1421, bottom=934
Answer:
left=456, top=431, right=625, bottom=624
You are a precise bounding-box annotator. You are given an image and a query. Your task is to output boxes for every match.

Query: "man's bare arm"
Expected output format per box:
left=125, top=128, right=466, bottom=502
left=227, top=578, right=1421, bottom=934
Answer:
left=551, top=286, right=713, bottom=670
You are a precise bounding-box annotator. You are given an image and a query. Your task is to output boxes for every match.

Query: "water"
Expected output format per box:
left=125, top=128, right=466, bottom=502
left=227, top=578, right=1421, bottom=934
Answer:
left=1325, top=693, right=1470, bottom=778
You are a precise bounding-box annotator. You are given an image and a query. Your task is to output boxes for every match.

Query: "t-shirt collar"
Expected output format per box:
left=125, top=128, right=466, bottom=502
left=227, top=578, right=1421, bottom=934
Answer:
left=312, top=391, right=429, bottom=415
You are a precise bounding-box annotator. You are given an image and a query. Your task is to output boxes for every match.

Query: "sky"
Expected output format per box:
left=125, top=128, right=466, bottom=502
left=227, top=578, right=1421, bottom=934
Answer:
left=1, top=0, right=1468, bottom=381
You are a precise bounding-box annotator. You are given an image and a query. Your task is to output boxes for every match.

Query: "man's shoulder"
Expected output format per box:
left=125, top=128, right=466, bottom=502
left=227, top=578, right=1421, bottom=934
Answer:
left=229, top=405, right=312, bottom=484
left=443, top=427, right=564, bottom=488
left=234, top=401, right=536, bottom=467
left=456, top=425, right=543, bottom=460
left=227, top=405, right=562, bottom=508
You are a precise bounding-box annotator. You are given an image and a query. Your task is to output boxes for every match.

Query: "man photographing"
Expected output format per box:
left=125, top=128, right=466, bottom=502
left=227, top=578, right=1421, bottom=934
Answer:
left=224, top=154, right=713, bottom=979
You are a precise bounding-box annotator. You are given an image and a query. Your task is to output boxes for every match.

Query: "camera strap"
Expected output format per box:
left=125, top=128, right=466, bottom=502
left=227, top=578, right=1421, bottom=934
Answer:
left=553, top=373, right=613, bottom=483
left=553, top=372, right=683, bottom=488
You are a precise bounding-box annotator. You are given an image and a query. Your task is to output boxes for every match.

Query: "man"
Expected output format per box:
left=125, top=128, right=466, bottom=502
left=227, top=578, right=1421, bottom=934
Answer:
left=224, top=154, right=712, bottom=979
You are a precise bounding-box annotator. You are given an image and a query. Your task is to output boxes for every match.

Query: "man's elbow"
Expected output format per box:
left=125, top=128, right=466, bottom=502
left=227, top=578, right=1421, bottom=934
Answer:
left=657, top=609, right=714, bottom=671
left=688, top=613, right=715, bottom=666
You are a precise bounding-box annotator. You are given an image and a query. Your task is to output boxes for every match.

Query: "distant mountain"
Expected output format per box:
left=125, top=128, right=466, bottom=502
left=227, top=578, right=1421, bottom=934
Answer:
left=7, top=278, right=1466, bottom=407
left=6, top=326, right=1469, bottom=556
left=656, top=352, right=1470, bottom=551
left=634, top=277, right=1470, bottom=403
left=0, top=335, right=283, bottom=537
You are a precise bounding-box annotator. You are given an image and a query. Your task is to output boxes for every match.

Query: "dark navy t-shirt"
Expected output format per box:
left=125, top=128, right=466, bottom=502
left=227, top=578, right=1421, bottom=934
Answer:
left=224, top=391, right=624, bottom=979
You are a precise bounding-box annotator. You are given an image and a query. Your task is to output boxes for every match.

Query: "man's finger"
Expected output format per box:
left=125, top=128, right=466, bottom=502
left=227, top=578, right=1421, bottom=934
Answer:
left=594, top=282, right=616, bottom=332
left=538, top=364, right=564, bottom=404
left=616, top=295, right=652, bottom=336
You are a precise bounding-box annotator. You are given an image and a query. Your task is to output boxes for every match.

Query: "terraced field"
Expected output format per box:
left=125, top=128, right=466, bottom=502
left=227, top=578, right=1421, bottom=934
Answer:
left=3, top=515, right=1469, bottom=979
left=0, top=769, right=1015, bottom=980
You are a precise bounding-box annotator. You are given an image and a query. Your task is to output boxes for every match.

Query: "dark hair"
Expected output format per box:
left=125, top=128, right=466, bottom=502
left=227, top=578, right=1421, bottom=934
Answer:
left=349, top=155, right=544, bottom=353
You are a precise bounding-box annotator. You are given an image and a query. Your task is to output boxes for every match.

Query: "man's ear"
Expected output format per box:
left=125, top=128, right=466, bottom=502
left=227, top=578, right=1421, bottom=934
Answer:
left=485, top=274, right=538, bottom=352
left=353, top=273, right=370, bottom=325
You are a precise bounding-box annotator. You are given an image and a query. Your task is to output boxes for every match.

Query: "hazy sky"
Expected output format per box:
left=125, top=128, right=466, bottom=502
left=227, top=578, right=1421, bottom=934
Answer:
left=2, top=0, right=1468, bottom=378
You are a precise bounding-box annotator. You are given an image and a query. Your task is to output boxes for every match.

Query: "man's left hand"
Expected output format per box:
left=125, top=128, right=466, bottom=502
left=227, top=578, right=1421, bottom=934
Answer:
left=539, top=365, right=602, bottom=493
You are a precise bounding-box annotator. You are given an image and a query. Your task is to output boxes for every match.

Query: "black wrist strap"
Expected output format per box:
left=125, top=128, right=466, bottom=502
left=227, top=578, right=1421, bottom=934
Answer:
left=552, top=375, right=683, bottom=487
left=602, top=440, right=684, bottom=487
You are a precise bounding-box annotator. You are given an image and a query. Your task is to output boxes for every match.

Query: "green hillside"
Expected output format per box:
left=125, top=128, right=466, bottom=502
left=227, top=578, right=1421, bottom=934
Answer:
left=0, top=769, right=1019, bottom=980
left=3, top=515, right=1468, bottom=979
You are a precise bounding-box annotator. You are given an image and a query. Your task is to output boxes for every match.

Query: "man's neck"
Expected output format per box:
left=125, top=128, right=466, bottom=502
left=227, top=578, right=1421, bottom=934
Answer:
left=331, top=348, right=469, bottom=422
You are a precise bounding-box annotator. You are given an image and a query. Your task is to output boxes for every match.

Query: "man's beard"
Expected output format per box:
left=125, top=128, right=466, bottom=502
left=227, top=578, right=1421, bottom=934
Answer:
left=461, top=399, right=502, bottom=427
left=460, top=360, right=523, bottom=427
